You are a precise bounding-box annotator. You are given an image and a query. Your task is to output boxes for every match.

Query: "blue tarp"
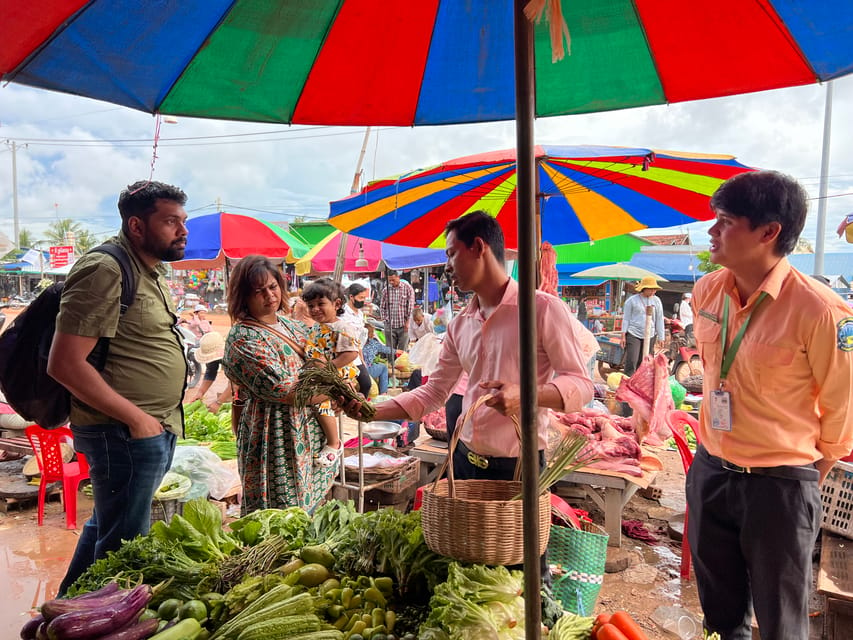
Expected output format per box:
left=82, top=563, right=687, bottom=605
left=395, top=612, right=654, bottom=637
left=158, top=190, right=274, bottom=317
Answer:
left=382, top=244, right=446, bottom=270
left=787, top=253, right=853, bottom=282
left=627, top=253, right=702, bottom=283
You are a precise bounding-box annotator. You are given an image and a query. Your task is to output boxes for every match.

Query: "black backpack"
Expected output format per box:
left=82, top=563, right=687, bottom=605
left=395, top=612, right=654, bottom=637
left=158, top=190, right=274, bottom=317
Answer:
left=0, top=243, right=137, bottom=428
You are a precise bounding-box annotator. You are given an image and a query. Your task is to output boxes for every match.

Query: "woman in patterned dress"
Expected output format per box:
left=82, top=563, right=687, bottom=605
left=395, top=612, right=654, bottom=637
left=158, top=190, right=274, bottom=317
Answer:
left=223, top=255, right=336, bottom=514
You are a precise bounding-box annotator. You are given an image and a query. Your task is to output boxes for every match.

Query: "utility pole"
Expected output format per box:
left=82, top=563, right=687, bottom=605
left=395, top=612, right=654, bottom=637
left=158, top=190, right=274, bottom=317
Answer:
left=10, top=141, right=20, bottom=249
left=814, top=81, right=833, bottom=276
left=333, top=127, right=372, bottom=282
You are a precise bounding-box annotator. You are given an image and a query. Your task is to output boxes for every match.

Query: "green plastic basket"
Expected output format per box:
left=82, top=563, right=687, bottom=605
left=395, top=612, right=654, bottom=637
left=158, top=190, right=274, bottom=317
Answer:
left=548, top=520, right=609, bottom=616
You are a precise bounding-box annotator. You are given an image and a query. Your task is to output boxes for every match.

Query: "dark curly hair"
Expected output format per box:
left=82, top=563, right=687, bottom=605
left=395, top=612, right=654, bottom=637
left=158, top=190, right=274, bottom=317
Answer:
left=118, top=180, right=187, bottom=235
left=227, top=255, right=288, bottom=322
left=445, top=210, right=505, bottom=263
left=302, top=277, right=346, bottom=316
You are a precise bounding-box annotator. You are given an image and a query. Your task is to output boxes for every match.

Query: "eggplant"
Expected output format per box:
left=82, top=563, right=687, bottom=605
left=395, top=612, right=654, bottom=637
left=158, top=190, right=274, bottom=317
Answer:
left=20, top=614, right=44, bottom=640
left=98, top=617, right=160, bottom=640
left=41, top=586, right=131, bottom=620
left=35, top=623, right=48, bottom=640
left=74, top=582, right=121, bottom=600
left=45, top=584, right=152, bottom=640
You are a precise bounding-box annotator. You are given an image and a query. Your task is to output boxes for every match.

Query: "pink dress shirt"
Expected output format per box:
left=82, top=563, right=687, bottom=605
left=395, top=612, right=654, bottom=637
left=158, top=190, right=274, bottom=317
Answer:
left=393, top=279, right=593, bottom=457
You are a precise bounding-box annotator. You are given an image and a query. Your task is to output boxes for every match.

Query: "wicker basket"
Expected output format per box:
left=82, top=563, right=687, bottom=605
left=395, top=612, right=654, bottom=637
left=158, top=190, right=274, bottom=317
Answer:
left=151, top=498, right=183, bottom=523
left=343, top=447, right=420, bottom=493
left=423, top=425, right=448, bottom=441
left=420, top=396, right=551, bottom=565
left=821, top=460, right=853, bottom=539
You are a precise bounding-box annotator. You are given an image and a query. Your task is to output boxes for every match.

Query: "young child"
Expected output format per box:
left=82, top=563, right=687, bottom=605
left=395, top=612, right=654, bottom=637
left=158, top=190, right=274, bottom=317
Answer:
left=301, top=278, right=361, bottom=467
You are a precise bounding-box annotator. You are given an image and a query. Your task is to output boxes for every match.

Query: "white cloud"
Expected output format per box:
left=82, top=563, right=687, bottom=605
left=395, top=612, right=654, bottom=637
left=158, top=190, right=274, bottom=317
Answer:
left=1, top=75, right=852, bottom=257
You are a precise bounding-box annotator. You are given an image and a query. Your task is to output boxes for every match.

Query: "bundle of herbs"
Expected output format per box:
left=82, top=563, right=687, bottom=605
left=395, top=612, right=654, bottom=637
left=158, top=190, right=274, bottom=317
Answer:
left=512, top=430, right=596, bottom=502
left=292, top=357, right=375, bottom=421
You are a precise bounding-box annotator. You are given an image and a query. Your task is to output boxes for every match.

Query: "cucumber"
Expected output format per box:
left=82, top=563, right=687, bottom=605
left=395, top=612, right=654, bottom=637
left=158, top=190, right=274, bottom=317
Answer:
left=149, top=617, right=202, bottom=640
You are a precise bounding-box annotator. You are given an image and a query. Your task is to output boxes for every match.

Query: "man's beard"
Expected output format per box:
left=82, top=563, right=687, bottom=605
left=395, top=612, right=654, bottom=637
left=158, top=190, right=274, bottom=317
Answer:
left=143, top=237, right=186, bottom=262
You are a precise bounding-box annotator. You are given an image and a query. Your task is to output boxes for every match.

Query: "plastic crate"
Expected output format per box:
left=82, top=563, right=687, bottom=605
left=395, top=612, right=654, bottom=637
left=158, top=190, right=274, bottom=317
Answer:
left=151, top=498, right=183, bottom=523
left=595, top=334, right=624, bottom=366
left=821, top=461, right=853, bottom=539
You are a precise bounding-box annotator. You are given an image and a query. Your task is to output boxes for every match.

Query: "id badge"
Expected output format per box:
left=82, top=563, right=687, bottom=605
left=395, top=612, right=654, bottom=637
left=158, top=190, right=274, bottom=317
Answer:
left=709, top=390, right=732, bottom=431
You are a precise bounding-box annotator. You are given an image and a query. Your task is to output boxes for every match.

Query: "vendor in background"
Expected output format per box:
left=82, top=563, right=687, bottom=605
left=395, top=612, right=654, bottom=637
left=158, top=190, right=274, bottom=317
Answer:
left=362, top=319, right=394, bottom=395
left=678, top=291, right=694, bottom=344
left=688, top=171, right=853, bottom=638
left=620, top=276, right=665, bottom=376
left=408, top=307, right=434, bottom=344
left=185, top=303, right=212, bottom=338
left=342, top=282, right=372, bottom=397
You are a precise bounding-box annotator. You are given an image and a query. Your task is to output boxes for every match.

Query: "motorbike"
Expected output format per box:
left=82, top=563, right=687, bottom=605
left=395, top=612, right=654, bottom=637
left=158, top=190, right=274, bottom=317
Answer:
left=667, top=317, right=702, bottom=385
left=176, top=324, right=203, bottom=389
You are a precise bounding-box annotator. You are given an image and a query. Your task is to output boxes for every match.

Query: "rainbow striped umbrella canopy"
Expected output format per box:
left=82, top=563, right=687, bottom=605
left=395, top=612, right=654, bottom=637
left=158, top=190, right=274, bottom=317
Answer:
left=329, top=146, right=754, bottom=249
left=2, top=2, right=851, bottom=125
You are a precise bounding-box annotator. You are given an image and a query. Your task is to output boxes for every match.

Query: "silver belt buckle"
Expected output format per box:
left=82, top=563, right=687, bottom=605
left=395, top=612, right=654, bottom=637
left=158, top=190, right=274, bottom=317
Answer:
left=722, top=459, right=750, bottom=473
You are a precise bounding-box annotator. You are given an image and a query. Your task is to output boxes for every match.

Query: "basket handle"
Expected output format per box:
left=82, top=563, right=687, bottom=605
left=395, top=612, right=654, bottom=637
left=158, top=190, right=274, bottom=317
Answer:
left=431, top=394, right=522, bottom=498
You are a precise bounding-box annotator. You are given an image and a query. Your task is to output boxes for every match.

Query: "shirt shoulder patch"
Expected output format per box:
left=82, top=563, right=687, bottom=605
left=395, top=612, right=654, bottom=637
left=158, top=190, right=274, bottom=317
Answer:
left=837, top=317, right=853, bottom=352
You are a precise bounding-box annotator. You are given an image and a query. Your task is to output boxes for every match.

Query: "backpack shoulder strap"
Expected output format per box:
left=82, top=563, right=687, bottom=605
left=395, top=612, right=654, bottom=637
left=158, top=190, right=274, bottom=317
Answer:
left=89, top=243, right=137, bottom=314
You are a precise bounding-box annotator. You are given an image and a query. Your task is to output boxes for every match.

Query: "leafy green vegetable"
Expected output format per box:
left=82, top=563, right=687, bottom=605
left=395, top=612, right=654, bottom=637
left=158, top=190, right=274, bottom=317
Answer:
left=184, top=402, right=236, bottom=442
left=228, top=507, right=311, bottom=547
left=149, top=497, right=240, bottom=562
left=420, top=563, right=526, bottom=640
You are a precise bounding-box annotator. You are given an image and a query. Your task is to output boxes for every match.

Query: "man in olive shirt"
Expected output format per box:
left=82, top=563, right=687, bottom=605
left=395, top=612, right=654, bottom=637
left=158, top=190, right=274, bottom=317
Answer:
left=49, top=180, right=189, bottom=593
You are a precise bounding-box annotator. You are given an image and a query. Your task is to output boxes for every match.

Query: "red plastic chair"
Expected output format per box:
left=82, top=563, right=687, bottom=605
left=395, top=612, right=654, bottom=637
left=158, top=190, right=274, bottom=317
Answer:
left=666, top=410, right=699, bottom=580
left=24, top=425, right=90, bottom=530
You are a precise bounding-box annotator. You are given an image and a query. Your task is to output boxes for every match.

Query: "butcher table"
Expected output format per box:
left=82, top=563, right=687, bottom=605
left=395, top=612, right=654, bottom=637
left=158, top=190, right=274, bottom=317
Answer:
left=555, top=467, right=657, bottom=548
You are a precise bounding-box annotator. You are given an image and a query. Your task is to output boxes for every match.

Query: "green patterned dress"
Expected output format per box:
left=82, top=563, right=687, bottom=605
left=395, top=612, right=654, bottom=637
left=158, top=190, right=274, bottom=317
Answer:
left=223, top=316, right=335, bottom=515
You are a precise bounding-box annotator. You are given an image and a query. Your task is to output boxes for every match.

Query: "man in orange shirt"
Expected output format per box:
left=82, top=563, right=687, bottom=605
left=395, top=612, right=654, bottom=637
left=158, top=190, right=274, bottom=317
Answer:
left=688, top=171, right=853, bottom=640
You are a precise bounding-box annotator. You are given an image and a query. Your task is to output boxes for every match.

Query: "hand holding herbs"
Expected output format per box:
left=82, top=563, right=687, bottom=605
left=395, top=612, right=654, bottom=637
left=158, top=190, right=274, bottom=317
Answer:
left=293, top=357, right=376, bottom=421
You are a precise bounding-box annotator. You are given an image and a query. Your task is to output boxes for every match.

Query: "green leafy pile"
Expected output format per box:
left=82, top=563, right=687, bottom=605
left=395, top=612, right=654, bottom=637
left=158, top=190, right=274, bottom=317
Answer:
left=183, top=400, right=235, bottom=442
left=228, top=507, right=312, bottom=547
left=333, top=508, right=450, bottom=600
left=67, top=498, right=241, bottom=601
left=419, top=563, right=526, bottom=640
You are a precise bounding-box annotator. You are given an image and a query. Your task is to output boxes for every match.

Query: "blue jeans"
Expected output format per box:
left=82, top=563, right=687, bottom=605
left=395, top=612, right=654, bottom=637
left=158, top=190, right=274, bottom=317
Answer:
left=367, top=363, right=389, bottom=394
left=59, top=424, right=176, bottom=594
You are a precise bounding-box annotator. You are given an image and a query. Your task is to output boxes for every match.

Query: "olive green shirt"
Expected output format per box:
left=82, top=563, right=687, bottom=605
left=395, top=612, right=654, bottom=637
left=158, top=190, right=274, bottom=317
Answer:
left=56, top=234, right=185, bottom=435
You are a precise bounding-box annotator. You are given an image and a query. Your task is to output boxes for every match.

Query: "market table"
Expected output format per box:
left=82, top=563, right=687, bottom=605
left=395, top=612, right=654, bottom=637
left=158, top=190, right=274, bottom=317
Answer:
left=555, top=465, right=657, bottom=548
left=409, top=438, right=448, bottom=485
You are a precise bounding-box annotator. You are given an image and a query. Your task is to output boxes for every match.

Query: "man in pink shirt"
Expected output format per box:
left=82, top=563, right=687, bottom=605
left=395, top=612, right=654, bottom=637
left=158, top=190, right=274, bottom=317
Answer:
left=373, top=211, right=593, bottom=477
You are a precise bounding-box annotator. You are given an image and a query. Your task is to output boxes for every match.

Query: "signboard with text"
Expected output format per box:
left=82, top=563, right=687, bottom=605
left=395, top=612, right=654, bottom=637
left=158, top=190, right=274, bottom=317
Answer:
left=49, top=245, right=75, bottom=269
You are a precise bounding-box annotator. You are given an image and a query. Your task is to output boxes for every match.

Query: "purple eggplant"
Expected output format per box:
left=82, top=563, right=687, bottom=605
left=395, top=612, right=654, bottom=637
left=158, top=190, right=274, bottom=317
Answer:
left=45, top=584, right=152, bottom=640
left=41, top=586, right=131, bottom=620
left=20, top=614, right=44, bottom=640
left=98, top=617, right=160, bottom=640
left=34, top=623, right=48, bottom=640
left=74, top=582, right=121, bottom=600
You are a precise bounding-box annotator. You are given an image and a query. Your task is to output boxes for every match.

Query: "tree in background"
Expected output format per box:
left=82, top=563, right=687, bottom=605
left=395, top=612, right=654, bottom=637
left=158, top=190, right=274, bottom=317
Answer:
left=697, top=250, right=722, bottom=274
left=45, top=219, right=86, bottom=255
left=18, top=229, right=35, bottom=249
left=75, top=229, right=98, bottom=254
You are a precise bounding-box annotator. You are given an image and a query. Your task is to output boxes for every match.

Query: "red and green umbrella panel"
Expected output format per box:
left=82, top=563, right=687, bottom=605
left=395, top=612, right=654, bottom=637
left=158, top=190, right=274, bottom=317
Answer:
left=2, top=1, right=852, bottom=126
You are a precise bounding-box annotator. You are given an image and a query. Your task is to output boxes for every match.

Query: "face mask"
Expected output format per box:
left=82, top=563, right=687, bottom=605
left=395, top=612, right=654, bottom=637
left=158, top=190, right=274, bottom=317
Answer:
left=353, top=299, right=366, bottom=309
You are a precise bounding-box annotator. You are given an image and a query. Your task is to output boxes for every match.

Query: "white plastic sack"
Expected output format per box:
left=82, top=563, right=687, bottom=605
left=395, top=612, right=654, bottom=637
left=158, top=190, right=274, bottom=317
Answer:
left=168, top=446, right=240, bottom=500
left=407, top=333, right=443, bottom=376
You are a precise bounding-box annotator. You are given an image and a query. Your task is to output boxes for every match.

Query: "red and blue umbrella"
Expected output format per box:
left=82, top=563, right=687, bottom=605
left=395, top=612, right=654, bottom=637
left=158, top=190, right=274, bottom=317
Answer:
left=174, top=212, right=308, bottom=268
left=329, top=146, right=754, bottom=249
left=2, top=2, right=851, bottom=126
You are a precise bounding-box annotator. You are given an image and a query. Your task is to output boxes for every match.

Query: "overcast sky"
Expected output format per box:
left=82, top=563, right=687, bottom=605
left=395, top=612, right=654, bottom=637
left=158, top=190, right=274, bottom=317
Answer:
left=1, top=75, right=852, bottom=256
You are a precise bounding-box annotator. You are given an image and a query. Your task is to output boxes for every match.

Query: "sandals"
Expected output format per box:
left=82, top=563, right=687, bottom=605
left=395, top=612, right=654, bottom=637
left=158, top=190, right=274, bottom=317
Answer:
left=316, top=443, right=344, bottom=468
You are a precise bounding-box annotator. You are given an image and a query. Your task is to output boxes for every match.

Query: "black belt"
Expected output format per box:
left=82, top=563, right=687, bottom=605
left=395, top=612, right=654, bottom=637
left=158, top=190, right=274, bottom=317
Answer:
left=698, top=446, right=819, bottom=482
left=456, top=440, right=517, bottom=470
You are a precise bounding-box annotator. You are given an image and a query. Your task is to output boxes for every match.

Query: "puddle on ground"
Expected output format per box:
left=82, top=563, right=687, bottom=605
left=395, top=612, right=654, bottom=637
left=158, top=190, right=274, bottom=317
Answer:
left=0, top=498, right=91, bottom=634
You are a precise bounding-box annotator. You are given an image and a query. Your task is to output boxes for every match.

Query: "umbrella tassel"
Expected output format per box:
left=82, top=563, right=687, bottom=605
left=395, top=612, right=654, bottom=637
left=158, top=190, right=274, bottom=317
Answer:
left=524, top=0, right=572, bottom=62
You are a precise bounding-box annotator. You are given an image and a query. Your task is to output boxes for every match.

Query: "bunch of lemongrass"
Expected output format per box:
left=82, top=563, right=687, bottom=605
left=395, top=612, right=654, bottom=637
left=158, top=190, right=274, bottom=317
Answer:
left=512, top=430, right=596, bottom=500
left=292, top=358, right=376, bottom=422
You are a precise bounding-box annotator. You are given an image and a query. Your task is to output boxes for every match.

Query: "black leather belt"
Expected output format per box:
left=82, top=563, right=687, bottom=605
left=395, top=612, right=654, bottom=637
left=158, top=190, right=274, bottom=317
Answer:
left=698, top=446, right=819, bottom=482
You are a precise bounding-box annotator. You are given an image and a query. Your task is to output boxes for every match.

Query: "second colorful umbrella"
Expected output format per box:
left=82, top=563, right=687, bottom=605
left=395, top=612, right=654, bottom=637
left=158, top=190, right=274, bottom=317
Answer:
left=329, top=145, right=754, bottom=249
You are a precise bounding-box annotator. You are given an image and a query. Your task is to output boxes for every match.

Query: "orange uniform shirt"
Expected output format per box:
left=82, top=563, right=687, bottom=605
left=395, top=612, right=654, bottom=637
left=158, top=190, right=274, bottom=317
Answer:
left=693, top=258, right=853, bottom=467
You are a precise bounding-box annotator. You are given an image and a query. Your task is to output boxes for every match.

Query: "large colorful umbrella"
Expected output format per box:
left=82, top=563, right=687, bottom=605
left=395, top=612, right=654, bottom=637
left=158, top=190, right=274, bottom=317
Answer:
left=174, top=212, right=309, bottom=269
left=2, top=3, right=851, bottom=124
left=5, top=3, right=853, bottom=629
left=329, top=146, right=753, bottom=248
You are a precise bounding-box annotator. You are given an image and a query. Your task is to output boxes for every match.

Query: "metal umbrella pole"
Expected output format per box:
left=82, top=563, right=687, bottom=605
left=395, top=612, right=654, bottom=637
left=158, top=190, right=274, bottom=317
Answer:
left=513, top=1, right=542, bottom=636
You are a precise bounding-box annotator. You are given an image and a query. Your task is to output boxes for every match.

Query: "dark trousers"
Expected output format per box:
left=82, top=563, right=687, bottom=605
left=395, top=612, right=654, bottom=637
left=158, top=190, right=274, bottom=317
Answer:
left=444, top=393, right=464, bottom=442
left=686, top=447, right=820, bottom=639
left=355, top=364, right=372, bottom=397
left=623, top=333, right=654, bottom=376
